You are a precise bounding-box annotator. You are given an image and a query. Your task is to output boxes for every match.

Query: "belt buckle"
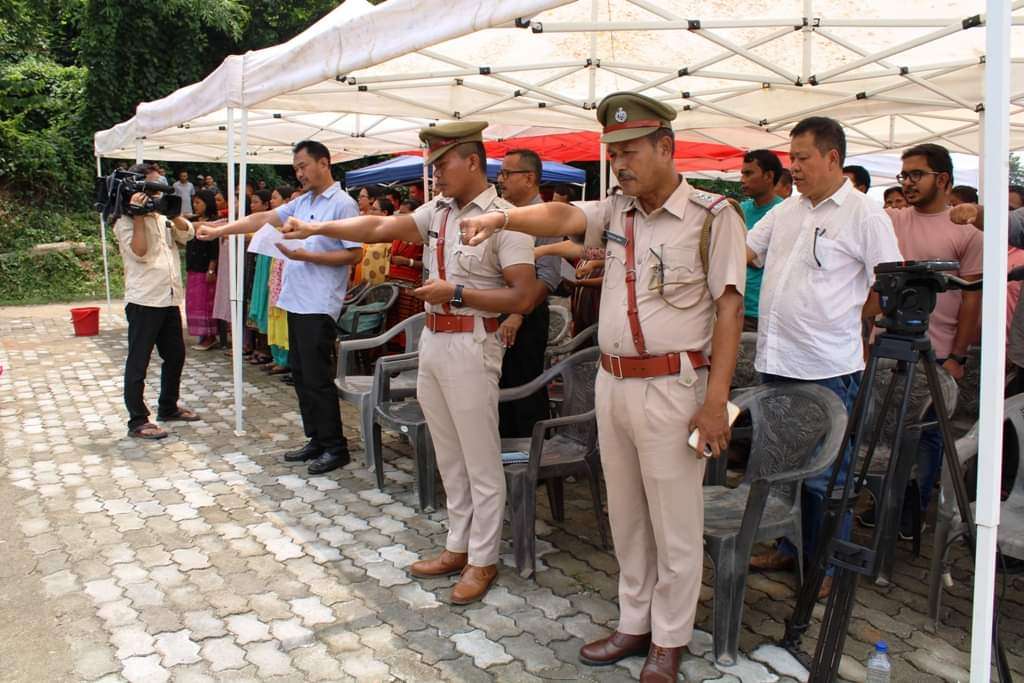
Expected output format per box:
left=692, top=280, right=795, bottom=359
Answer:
left=606, top=354, right=624, bottom=380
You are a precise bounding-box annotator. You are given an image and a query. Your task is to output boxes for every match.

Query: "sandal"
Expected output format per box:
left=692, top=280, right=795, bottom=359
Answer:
left=249, top=353, right=272, bottom=365
left=157, top=407, right=201, bottom=422
left=268, top=365, right=290, bottom=375
left=128, top=423, right=168, bottom=440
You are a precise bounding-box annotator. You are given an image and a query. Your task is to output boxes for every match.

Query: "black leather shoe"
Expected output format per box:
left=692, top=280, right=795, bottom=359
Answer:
left=307, top=451, right=350, bottom=474
left=284, top=441, right=321, bottom=462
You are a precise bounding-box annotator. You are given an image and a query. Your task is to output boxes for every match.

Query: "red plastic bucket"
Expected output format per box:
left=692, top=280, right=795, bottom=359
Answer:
left=70, top=307, right=100, bottom=336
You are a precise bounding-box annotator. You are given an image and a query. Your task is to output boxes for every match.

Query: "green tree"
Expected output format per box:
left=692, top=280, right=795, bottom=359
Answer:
left=1010, top=153, right=1024, bottom=186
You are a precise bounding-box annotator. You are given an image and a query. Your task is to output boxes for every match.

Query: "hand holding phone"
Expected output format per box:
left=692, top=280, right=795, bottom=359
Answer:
left=688, top=401, right=741, bottom=458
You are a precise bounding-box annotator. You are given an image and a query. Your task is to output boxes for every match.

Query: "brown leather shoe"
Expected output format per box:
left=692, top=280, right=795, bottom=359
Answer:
left=749, top=549, right=796, bottom=572
left=409, top=550, right=468, bottom=578
left=639, top=644, right=683, bottom=682
left=579, top=631, right=652, bottom=666
left=450, top=564, right=497, bottom=605
left=818, top=575, right=834, bottom=600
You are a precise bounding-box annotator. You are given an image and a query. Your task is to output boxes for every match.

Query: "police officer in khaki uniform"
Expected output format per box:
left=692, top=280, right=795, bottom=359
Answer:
left=461, top=93, right=747, bottom=682
left=280, top=122, right=540, bottom=605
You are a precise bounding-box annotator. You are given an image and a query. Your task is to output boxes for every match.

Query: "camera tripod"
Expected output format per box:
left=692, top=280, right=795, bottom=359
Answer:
left=779, top=328, right=1013, bottom=682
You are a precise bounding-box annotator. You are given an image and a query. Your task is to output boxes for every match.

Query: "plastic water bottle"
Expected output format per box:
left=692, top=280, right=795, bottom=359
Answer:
left=865, top=641, right=892, bottom=682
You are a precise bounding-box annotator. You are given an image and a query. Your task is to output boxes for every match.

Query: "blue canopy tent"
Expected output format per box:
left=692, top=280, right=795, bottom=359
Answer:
left=345, top=154, right=586, bottom=188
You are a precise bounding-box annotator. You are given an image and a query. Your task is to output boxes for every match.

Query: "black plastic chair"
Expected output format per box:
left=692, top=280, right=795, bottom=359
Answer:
left=335, top=312, right=425, bottom=468
left=498, top=346, right=606, bottom=578
left=702, top=383, right=848, bottom=666
left=544, top=323, right=597, bottom=417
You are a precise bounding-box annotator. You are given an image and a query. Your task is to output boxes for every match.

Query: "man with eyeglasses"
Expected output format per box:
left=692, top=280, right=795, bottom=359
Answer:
left=856, top=143, right=981, bottom=539
left=744, top=116, right=901, bottom=600
left=496, top=149, right=563, bottom=438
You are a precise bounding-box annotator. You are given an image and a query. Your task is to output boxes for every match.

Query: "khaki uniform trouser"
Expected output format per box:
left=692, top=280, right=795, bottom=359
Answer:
left=596, top=365, right=707, bottom=648
left=417, top=327, right=506, bottom=566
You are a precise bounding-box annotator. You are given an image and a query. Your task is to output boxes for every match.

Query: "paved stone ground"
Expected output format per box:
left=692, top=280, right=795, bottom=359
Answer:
left=1, top=301, right=1022, bottom=683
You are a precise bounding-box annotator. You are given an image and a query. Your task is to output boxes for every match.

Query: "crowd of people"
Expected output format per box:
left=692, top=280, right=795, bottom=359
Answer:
left=110, top=90, right=1021, bottom=680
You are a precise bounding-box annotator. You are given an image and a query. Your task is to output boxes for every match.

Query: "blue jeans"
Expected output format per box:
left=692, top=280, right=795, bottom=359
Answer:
left=760, top=371, right=862, bottom=567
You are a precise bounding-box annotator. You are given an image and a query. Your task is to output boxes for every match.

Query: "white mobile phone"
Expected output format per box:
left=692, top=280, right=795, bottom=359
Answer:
left=689, top=401, right=741, bottom=458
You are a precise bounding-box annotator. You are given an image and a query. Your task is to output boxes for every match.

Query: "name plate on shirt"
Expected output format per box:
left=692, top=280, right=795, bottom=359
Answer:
left=427, top=230, right=439, bottom=238
left=604, top=230, right=628, bottom=246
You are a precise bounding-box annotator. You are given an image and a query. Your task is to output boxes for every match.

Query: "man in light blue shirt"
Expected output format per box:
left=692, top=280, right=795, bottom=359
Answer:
left=198, top=141, right=362, bottom=474
left=738, top=149, right=785, bottom=331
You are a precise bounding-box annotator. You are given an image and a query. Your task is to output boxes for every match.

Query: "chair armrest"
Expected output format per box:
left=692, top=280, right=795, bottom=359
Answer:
left=521, top=408, right=598, bottom=475
left=374, top=352, right=420, bottom=402
left=500, top=346, right=600, bottom=402
left=546, top=324, right=597, bottom=357
left=340, top=312, right=425, bottom=353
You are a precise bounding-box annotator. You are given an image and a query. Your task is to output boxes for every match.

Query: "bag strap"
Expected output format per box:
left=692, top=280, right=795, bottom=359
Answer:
left=436, top=207, right=452, bottom=313
left=623, top=209, right=648, bottom=356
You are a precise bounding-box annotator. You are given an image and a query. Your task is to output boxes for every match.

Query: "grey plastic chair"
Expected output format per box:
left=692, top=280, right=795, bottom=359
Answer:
left=858, top=359, right=957, bottom=584
left=702, top=382, right=848, bottom=666
left=544, top=323, right=597, bottom=417
left=546, top=304, right=571, bottom=347
left=928, top=394, right=1024, bottom=628
left=335, top=312, right=425, bottom=467
left=499, top=346, right=606, bottom=577
left=370, top=353, right=437, bottom=512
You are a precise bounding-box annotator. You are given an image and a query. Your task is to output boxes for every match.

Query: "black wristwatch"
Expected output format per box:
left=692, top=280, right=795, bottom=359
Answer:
left=449, top=284, right=465, bottom=308
left=948, top=353, right=968, bottom=367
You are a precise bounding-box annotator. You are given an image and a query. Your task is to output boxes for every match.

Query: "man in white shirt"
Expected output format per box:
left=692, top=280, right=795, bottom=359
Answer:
left=173, top=170, right=195, bottom=216
left=745, top=116, right=902, bottom=599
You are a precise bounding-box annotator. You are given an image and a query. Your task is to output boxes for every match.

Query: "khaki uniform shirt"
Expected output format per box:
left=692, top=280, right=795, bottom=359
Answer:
left=579, top=178, right=747, bottom=357
left=114, top=213, right=194, bottom=308
left=412, top=186, right=535, bottom=320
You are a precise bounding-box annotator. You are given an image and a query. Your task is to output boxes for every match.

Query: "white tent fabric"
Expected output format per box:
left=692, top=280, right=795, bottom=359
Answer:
left=94, top=0, right=573, bottom=159
left=96, top=1, right=1024, bottom=162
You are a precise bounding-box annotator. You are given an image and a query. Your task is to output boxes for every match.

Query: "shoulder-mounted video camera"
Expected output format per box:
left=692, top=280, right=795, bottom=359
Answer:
left=95, top=169, right=182, bottom=222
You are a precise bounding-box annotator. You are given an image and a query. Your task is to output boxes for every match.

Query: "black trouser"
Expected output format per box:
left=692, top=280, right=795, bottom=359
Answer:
left=499, top=300, right=550, bottom=439
left=287, top=311, right=348, bottom=455
left=124, top=303, right=186, bottom=429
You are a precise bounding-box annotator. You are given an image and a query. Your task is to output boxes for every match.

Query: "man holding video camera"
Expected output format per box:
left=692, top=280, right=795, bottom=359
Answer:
left=113, top=162, right=200, bottom=439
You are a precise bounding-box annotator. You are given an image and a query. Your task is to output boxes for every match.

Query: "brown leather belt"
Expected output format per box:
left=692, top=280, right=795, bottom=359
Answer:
left=426, top=312, right=500, bottom=334
left=600, top=351, right=710, bottom=379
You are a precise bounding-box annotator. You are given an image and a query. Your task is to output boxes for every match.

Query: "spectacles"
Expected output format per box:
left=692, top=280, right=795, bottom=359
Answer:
left=895, top=170, right=941, bottom=184
left=497, top=170, right=531, bottom=179
left=812, top=227, right=824, bottom=268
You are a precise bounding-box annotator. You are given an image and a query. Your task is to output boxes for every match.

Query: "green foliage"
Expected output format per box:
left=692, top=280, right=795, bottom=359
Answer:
left=0, top=56, right=90, bottom=204
left=0, top=246, right=123, bottom=306
left=1010, top=154, right=1024, bottom=187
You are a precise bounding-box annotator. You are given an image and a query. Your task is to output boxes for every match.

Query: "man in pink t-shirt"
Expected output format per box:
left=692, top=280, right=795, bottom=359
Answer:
left=859, top=143, right=982, bottom=537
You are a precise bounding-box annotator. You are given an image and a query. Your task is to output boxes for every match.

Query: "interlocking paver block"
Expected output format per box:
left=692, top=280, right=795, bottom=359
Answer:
left=200, top=636, right=247, bottom=672
left=289, top=596, right=333, bottom=627
left=170, top=548, right=210, bottom=571
left=183, top=610, right=227, bottom=640
left=154, top=629, right=201, bottom=666
left=245, top=640, right=295, bottom=678
left=121, top=654, right=170, bottom=683
left=270, top=618, right=315, bottom=650
left=225, top=613, right=271, bottom=644
left=451, top=629, right=513, bottom=669
left=110, top=626, right=156, bottom=659
left=84, top=578, right=123, bottom=604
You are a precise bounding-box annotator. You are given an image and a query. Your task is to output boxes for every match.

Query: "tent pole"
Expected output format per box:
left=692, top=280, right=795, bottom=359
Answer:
left=599, top=143, right=607, bottom=200
left=423, top=147, right=430, bottom=201
left=971, top=1, right=1010, bottom=680
left=96, top=156, right=113, bottom=314
left=135, top=140, right=144, bottom=164
left=233, top=108, right=249, bottom=436
left=226, top=107, right=244, bottom=438
left=802, top=0, right=813, bottom=83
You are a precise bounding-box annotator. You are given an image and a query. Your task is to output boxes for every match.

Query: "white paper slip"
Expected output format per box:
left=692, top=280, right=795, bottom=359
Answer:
left=501, top=451, right=530, bottom=465
left=247, top=223, right=305, bottom=258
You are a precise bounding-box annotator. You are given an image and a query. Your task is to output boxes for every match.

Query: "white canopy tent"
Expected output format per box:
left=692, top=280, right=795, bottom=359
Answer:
left=95, top=1, right=1018, bottom=677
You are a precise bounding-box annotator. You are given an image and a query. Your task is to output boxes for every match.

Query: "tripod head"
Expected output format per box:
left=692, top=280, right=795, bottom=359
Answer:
left=874, top=260, right=985, bottom=335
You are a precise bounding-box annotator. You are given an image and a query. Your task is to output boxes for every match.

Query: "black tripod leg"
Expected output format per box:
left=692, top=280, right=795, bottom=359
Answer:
left=809, top=568, right=859, bottom=683
left=922, top=358, right=1014, bottom=683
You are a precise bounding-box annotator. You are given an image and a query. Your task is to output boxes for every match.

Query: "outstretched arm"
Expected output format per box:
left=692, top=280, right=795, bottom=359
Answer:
left=462, top=202, right=587, bottom=245
left=196, top=209, right=280, bottom=240
left=535, top=239, right=584, bottom=260
left=413, top=264, right=540, bottom=316
left=282, top=214, right=421, bottom=245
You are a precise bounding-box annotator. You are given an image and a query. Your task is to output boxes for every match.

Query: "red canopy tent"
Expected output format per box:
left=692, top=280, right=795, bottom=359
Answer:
left=399, top=130, right=788, bottom=171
